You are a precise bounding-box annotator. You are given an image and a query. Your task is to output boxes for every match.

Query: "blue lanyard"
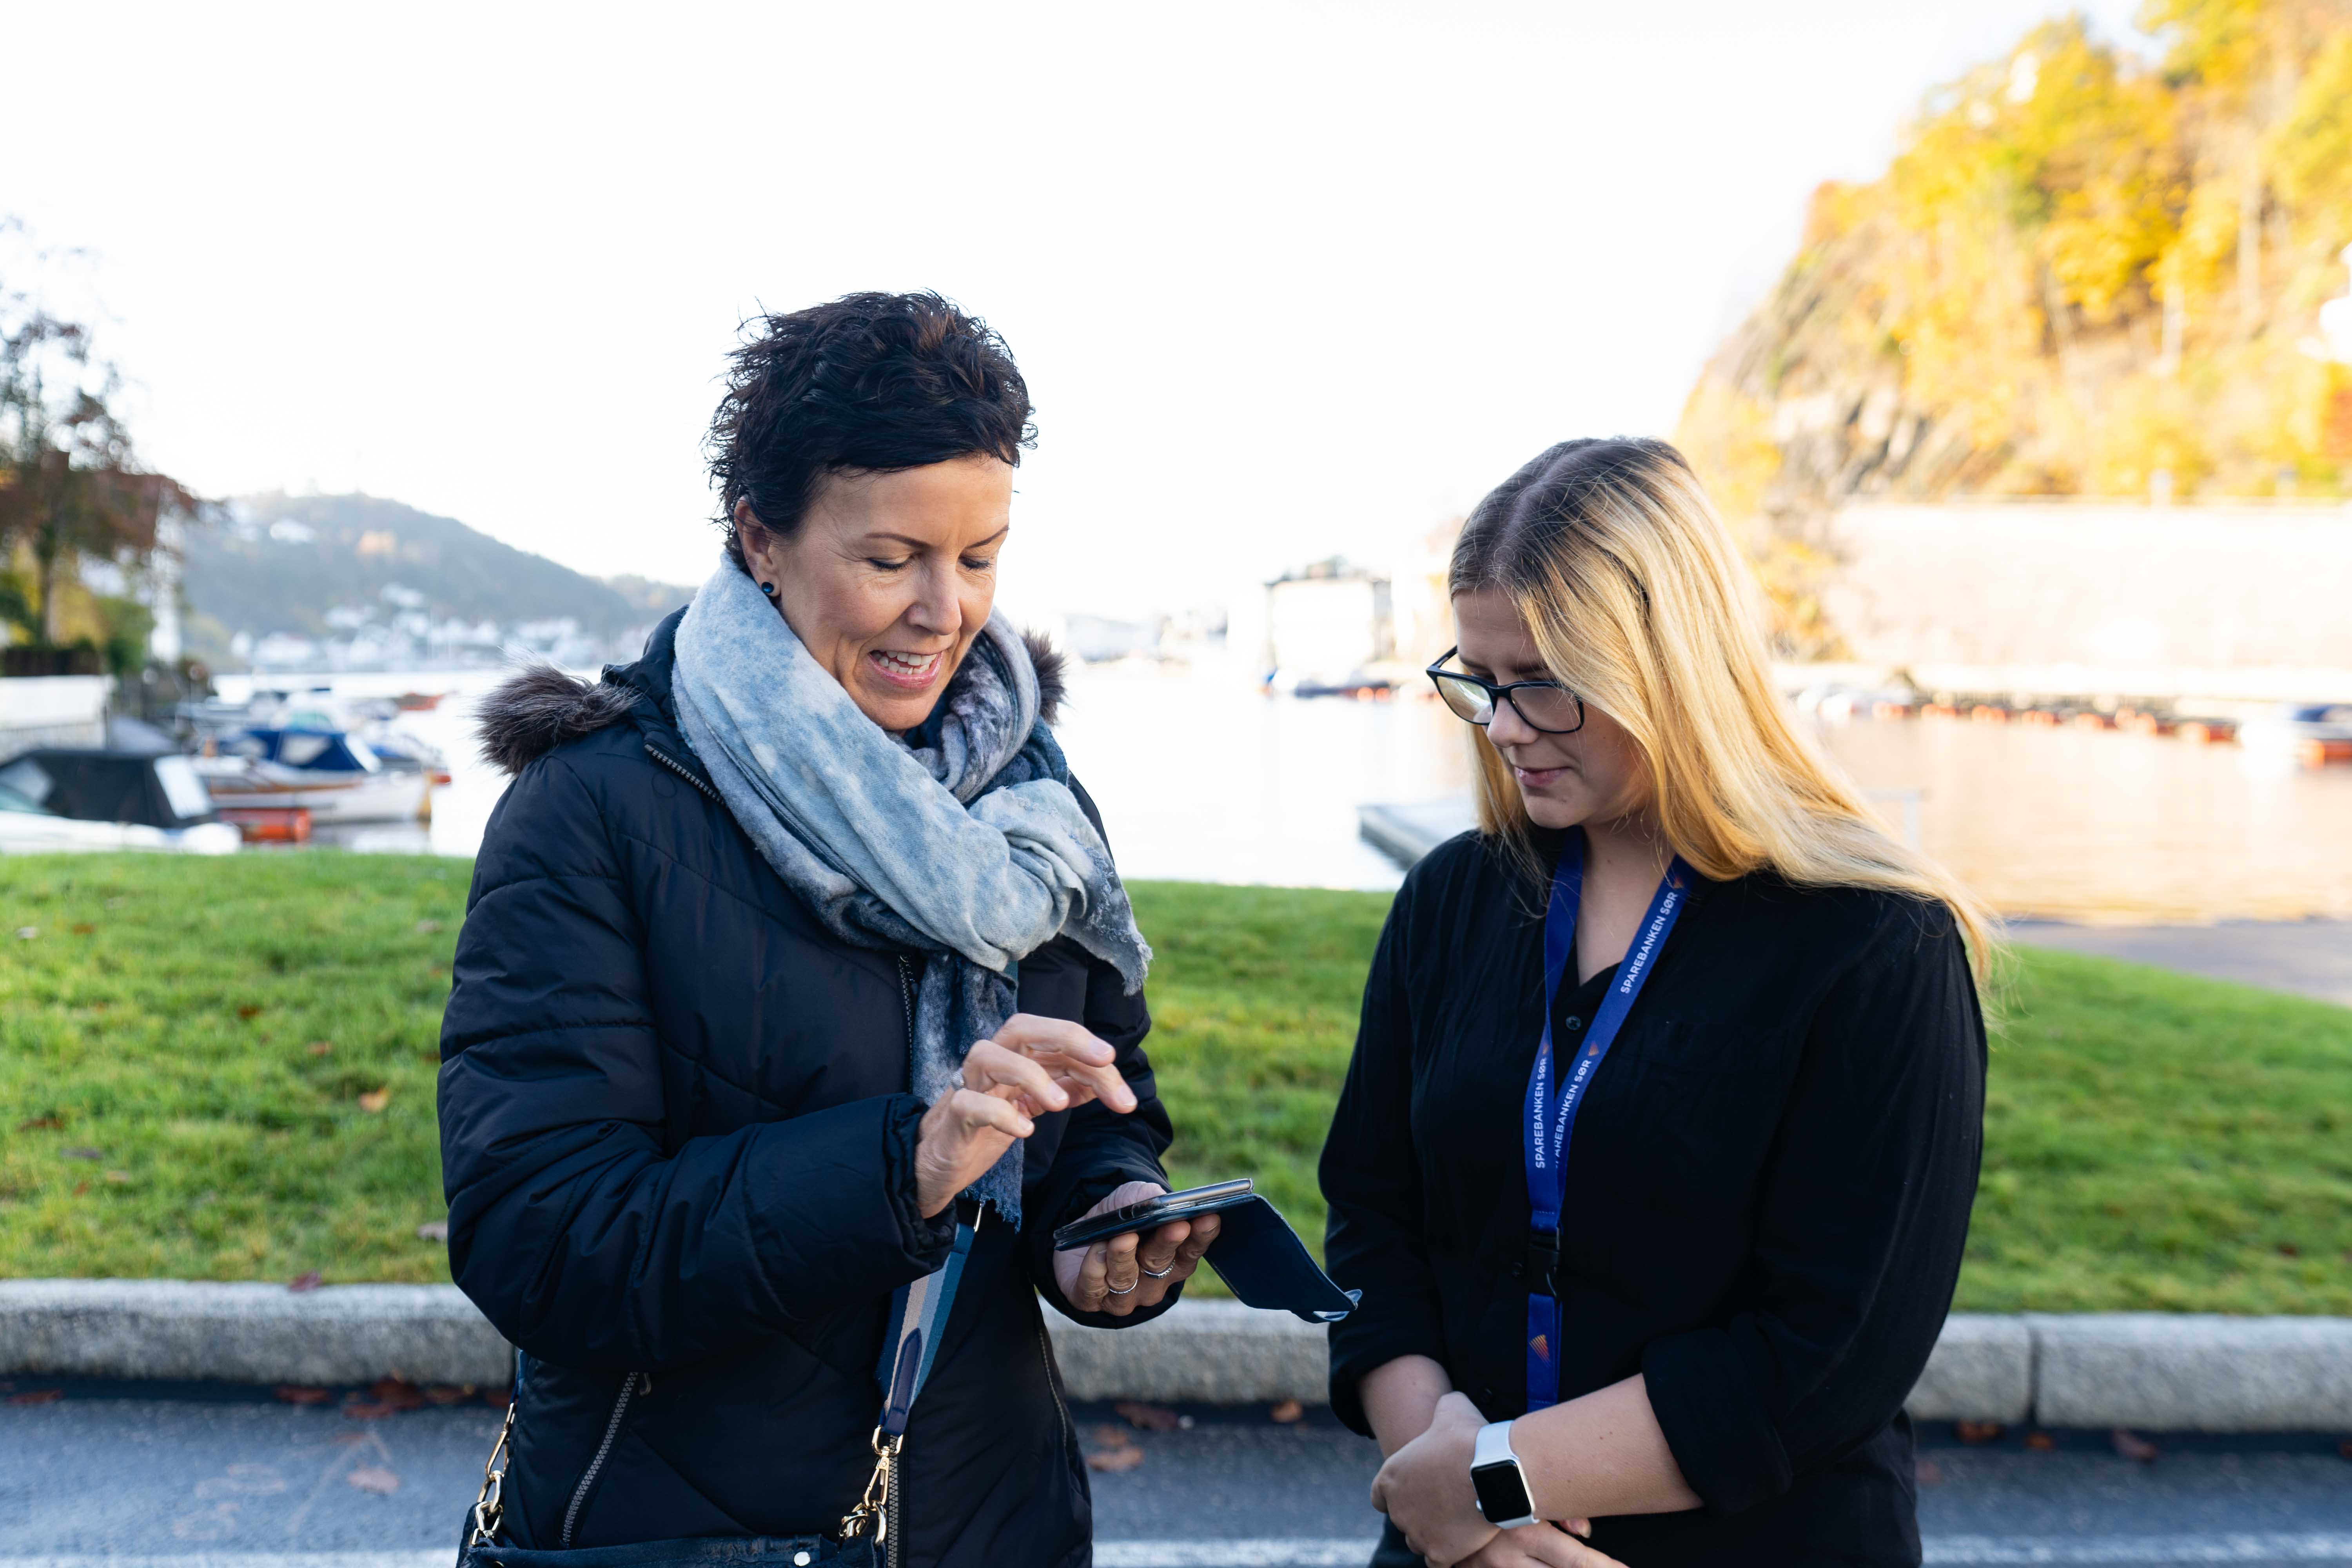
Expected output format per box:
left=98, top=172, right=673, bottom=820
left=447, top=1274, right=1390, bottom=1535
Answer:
left=1522, top=832, right=1694, bottom=1410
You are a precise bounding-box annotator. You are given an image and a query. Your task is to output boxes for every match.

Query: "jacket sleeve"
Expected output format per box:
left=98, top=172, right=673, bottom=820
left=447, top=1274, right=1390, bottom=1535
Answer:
left=1319, top=876, right=1450, bottom=1434
left=1640, top=904, right=1985, bottom=1515
left=437, top=753, right=954, bottom=1372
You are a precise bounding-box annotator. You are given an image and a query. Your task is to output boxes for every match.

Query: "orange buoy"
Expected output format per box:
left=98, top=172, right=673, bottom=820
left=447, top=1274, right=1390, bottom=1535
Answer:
left=219, top=807, right=312, bottom=844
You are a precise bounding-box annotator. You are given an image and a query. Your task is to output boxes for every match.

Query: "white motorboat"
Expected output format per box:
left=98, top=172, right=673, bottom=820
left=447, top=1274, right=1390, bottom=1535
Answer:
left=194, top=728, right=432, bottom=823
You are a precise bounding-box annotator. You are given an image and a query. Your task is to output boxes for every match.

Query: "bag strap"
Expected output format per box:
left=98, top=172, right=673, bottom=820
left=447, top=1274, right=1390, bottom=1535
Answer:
left=839, top=1207, right=981, bottom=1543
left=467, top=1394, right=518, bottom=1546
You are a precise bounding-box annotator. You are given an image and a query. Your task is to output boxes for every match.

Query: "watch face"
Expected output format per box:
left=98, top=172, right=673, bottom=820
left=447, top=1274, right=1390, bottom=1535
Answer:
left=1470, top=1460, right=1534, bottom=1525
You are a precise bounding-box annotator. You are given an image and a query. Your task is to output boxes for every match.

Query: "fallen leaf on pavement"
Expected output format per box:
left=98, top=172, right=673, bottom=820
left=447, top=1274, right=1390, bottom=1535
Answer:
left=2025, top=1431, right=2058, bottom=1452
left=2111, top=1429, right=2160, bottom=1463
left=346, top=1466, right=401, bottom=1495
left=1085, top=1446, right=1145, bottom=1474
left=1914, top=1458, right=1944, bottom=1486
left=423, top=1385, right=473, bottom=1405
left=274, top=1385, right=332, bottom=1405
left=1954, top=1421, right=2005, bottom=1445
left=1114, top=1401, right=1185, bottom=1432
left=417, top=1220, right=449, bottom=1242
left=369, top=1378, right=426, bottom=1410
left=288, top=1270, right=323, bottom=1293
left=7, top=1389, right=64, bottom=1405
left=357, top=1089, right=390, bottom=1114
left=1270, top=1399, right=1305, bottom=1424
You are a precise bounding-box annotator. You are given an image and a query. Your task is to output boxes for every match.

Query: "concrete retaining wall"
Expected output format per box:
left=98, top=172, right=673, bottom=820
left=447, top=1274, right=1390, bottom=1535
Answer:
left=4, top=1282, right=2347, bottom=1430
left=0, top=674, right=112, bottom=755
left=0, top=1279, right=512, bottom=1387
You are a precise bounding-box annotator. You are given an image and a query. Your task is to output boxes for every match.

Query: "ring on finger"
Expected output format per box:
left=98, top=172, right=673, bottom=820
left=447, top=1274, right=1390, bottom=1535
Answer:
left=1140, top=1262, right=1174, bottom=1278
left=1105, top=1278, right=1138, bottom=1295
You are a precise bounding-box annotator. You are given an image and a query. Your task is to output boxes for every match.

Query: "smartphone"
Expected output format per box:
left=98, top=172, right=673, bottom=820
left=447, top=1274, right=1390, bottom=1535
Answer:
left=1051, top=1178, right=1254, bottom=1252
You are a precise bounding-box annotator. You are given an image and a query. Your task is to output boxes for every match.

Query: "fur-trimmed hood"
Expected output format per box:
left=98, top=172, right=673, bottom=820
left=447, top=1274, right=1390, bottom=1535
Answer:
left=475, top=616, right=1067, bottom=777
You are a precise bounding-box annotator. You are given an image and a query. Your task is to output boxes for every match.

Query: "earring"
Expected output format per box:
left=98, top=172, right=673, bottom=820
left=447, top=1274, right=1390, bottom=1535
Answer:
left=760, top=582, right=777, bottom=597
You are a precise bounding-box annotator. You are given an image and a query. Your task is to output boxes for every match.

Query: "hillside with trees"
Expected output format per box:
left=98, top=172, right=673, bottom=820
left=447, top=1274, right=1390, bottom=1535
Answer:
left=1679, top=0, right=2352, bottom=608
left=183, top=493, right=693, bottom=663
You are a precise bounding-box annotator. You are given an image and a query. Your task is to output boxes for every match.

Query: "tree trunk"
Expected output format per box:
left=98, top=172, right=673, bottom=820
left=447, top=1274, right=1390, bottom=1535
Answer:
left=2238, top=160, right=2262, bottom=331
left=34, top=526, right=62, bottom=646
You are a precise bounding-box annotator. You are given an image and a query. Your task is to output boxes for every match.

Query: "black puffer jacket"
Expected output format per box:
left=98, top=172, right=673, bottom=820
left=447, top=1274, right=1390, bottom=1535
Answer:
left=438, top=610, right=1176, bottom=1568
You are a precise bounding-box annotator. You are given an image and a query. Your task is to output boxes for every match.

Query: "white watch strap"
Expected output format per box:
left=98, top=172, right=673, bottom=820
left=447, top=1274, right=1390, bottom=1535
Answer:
left=1473, top=1419, right=1518, bottom=1469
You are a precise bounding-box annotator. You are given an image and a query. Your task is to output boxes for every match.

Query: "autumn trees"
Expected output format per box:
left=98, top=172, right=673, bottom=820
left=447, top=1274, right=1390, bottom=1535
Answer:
left=0, top=223, right=197, bottom=671
left=1679, top=0, right=2352, bottom=539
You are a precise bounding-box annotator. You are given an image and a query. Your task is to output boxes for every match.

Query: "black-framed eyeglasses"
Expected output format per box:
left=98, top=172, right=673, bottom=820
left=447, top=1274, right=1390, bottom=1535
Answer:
left=1425, top=647, right=1587, bottom=734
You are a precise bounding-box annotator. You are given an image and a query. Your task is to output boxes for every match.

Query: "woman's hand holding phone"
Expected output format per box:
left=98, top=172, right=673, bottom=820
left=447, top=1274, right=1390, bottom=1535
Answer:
left=1054, top=1180, right=1222, bottom=1316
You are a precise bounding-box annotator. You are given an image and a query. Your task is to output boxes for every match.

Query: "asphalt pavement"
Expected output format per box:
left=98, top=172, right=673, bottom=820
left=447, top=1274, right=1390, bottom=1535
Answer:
left=2007, top=918, right=2352, bottom=1009
left=1, top=1382, right=2347, bottom=1567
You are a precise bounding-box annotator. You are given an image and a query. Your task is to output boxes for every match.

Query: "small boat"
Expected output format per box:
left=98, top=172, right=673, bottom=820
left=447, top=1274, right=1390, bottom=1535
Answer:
left=194, top=728, right=433, bottom=823
left=0, top=747, right=241, bottom=855
left=2239, top=702, right=2352, bottom=765
left=360, top=724, right=454, bottom=786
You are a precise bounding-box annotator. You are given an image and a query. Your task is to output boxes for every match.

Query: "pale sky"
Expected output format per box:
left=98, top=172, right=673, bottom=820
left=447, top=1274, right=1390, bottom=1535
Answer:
left=4, top=0, right=2143, bottom=622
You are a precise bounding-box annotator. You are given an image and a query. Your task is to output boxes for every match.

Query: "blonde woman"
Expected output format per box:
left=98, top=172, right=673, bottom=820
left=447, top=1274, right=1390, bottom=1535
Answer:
left=1322, top=438, right=1990, bottom=1568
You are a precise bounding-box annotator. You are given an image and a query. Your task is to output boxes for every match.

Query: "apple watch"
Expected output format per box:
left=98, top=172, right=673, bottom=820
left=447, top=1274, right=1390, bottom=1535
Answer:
left=1469, top=1420, right=1538, bottom=1530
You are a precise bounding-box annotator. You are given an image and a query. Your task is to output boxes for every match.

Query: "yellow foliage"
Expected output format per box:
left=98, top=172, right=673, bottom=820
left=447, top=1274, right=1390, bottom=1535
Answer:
left=1678, top=0, right=2352, bottom=520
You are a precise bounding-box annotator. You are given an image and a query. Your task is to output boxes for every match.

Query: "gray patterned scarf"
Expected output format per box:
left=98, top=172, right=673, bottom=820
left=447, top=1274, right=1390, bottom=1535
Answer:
left=671, top=558, right=1150, bottom=1223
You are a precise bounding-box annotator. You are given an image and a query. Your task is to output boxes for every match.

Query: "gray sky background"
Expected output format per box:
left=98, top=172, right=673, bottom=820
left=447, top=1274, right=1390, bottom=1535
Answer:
left=4, top=0, right=2143, bottom=621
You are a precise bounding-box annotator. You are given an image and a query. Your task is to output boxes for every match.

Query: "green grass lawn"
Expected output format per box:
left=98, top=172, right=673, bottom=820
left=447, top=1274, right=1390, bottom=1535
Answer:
left=3, top=854, right=2348, bottom=1312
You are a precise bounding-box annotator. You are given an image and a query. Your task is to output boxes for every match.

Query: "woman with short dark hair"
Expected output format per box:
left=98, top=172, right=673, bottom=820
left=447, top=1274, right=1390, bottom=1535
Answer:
left=440, top=292, right=1214, bottom=1568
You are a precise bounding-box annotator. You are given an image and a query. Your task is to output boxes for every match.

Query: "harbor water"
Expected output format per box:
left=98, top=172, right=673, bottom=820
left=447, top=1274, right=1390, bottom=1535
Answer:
left=214, top=664, right=2352, bottom=924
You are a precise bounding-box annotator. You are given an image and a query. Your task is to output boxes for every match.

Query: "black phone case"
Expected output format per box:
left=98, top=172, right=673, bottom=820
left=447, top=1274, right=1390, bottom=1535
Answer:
left=1052, top=1189, right=1259, bottom=1252
left=1056, top=1191, right=1359, bottom=1323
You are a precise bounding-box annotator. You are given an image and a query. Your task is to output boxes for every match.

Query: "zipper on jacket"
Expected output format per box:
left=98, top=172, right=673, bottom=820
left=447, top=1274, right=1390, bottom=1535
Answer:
left=1035, top=1317, right=1074, bottom=1457
left=894, top=956, right=916, bottom=1048
left=642, top=742, right=724, bottom=805
left=561, top=1370, right=648, bottom=1548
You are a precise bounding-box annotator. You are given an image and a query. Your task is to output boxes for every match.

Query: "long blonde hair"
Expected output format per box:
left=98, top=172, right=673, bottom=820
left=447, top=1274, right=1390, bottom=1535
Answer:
left=1451, top=438, right=1997, bottom=979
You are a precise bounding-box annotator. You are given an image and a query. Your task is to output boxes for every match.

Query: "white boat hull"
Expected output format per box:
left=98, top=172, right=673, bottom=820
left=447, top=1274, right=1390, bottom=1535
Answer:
left=196, top=766, right=431, bottom=823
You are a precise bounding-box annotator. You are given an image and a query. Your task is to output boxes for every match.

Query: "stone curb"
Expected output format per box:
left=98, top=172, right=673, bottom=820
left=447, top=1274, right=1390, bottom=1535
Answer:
left=4, top=1283, right=2348, bottom=1430
left=0, top=1279, right=512, bottom=1388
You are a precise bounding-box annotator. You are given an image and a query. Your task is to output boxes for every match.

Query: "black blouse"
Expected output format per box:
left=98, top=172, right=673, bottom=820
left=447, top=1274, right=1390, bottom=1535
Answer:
left=1320, top=831, right=1985, bottom=1567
